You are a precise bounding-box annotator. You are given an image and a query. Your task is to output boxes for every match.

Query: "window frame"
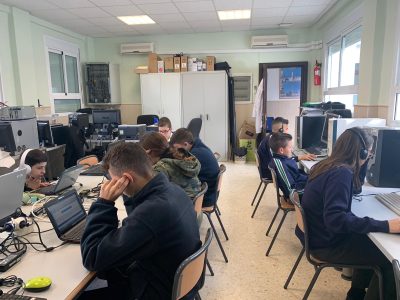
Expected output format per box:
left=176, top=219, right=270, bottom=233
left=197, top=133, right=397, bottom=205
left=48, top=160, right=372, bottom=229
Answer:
left=232, top=73, right=253, bottom=104
left=44, top=36, right=82, bottom=115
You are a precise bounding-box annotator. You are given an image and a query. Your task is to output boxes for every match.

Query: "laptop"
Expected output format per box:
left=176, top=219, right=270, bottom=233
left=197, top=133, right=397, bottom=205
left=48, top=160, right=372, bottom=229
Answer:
left=44, top=190, right=86, bottom=243
left=36, top=165, right=83, bottom=195
left=80, top=163, right=105, bottom=176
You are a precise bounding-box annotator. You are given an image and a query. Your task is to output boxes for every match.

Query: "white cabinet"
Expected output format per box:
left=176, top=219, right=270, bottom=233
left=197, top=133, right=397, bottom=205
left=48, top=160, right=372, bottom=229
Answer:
left=140, top=71, right=228, bottom=160
left=140, top=73, right=182, bottom=128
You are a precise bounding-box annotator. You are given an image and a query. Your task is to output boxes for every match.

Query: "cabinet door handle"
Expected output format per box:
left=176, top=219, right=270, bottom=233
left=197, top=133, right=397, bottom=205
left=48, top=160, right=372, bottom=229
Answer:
left=206, top=114, right=209, bottom=120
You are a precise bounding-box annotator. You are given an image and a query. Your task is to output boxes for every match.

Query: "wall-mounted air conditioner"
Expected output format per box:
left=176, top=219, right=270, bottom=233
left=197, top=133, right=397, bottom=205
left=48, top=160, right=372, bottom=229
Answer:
left=251, top=35, right=288, bottom=48
left=120, top=42, right=154, bottom=54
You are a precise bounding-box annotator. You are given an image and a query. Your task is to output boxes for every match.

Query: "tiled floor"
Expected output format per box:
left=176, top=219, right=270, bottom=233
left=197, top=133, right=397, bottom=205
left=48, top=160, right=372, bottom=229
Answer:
left=200, top=162, right=349, bottom=300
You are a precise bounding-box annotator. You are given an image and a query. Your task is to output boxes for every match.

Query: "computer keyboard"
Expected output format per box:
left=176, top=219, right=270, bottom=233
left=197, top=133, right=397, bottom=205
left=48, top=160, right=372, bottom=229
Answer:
left=0, top=295, right=46, bottom=300
left=304, top=146, right=325, bottom=156
left=375, top=193, right=400, bottom=216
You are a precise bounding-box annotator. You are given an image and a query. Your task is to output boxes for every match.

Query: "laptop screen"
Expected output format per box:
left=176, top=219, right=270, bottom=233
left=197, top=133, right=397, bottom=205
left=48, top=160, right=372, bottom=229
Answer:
left=54, top=165, right=83, bottom=192
left=45, top=191, right=86, bottom=235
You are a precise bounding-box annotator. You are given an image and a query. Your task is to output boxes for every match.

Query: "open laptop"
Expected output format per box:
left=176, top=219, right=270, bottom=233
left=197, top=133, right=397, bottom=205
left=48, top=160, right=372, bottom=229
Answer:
left=44, top=190, right=86, bottom=243
left=80, top=163, right=105, bottom=176
left=36, top=165, right=83, bottom=195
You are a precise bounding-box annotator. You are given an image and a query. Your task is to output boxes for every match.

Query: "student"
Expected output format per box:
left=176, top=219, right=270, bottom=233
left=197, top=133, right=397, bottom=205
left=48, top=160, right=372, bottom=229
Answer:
left=257, top=117, right=315, bottom=179
left=19, top=149, right=50, bottom=191
left=170, top=128, right=220, bottom=208
left=158, top=117, right=173, bottom=141
left=296, top=127, right=400, bottom=300
left=139, top=132, right=201, bottom=199
left=269, top=132, right=308, bottom=198
left=80, top=143, right=201, bottom=300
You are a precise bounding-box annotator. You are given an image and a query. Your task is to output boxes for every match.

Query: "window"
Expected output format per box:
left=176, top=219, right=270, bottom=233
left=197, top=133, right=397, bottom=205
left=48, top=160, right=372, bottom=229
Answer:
left=324, top=26, right=362, bottom=111
left=45, top=36, right=82, bottom=114
left=394, top=63, right=400, bottom=120
left=233, top=74, right=252, bottom=103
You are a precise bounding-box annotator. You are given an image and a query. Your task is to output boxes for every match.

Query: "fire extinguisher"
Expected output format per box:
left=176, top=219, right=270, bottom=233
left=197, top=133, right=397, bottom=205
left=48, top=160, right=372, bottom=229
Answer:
left=314, top=60, right=321, bottom=86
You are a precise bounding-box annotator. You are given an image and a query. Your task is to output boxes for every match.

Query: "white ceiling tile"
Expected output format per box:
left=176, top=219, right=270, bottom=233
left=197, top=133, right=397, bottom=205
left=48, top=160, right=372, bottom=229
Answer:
left=100, top=5, right=143, bottom=16
left=172, top=0, right=198, bottom=2
left=60, top=19, right=96, bottom=28
left=251, top=17, right=283, bottom=26
left=89, top=0, right=132, bottom=6
left=220, top=19, right=250, bottom=26
left=130, top=0, right=172, bottom=3
left=188, top=19, right=221, bottom=28
left=88, top=17, right=124, bottom=26
left=252, top=7, right=288, bottom=18
left=251, top=24, right=280, bottom=30
left=183, top=11, right=218, bottom=21
left=194, top=27, right=221, bottom=33
left=68, top=7, right=110, bottom=17
left=174, top=1, right=214, bottom=13
left=286, top=5, right=326, bottom=16
left=214, top=0, right=252, bottom=10
left=283, top=15, right=316, bottom=22
left=165, top=27, right=194, bottom=34
left=150, top=13, right=186, bottom=23
left=292, top=0, right=331, bottom=6
left=159, top=21, right=191, bottom=29
left=47, top=0, right=95, bottom=9
left=31, top=9, right=78, bottom=20
left=137, top=3, right=179, bottom=14
left=134, top=24, right=165, bottom=34
left=253, top=0, right=293, bottom=9
left=101, top=24, right=137, bottom=32
left=222, top=25, right=250, bottom=32
left=2, top=0, right=58, bottom=10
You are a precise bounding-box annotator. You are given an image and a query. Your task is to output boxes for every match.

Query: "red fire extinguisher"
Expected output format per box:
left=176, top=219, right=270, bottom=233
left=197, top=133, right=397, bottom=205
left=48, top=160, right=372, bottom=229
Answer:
left=314, top=60, right=321, bottom=86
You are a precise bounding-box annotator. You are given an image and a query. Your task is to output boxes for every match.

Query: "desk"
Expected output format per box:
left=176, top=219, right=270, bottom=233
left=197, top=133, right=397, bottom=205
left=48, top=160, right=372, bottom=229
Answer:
left=0, top=175, right=126, bottom=299
left=299, top=160, right=318, bottom=173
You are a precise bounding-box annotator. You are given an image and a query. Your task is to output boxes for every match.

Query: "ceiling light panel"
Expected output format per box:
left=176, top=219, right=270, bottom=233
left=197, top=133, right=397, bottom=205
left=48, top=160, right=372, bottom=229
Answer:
left=218, top=9, right=251, bottom=20
left=118, top=15, right=155, bottom=25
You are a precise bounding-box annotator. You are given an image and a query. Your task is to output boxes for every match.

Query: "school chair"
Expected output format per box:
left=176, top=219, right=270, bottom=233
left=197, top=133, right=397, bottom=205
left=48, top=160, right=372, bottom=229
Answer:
left=202, top=164, right=229, bottom=263
left=171, top=228, right=213, bottom=300
left=251, top=151, right=273, bottom=218
left=77, top=155, right=99, bottom=169
left=265, top=166, right=294, bottom=256
left=393, top=259, right=400, bottom=300
left=187, top=118, right=202, bottom=139
left=284, top=190, right=384, bottom=300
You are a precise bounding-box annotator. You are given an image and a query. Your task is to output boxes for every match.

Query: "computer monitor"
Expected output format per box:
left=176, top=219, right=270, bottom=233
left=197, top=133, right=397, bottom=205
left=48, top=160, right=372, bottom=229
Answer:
left=51, top=124, right=68, bottom=146
left=295, top=116, right=326, bottom=149
left=321, top=113, right=340, bottom=145
left=37, top=121, right=54, bottom=147
left=0, top=122, right=17, bottom=153
left=0, top=168, right=25, bottom=226
left=92, top=110, right=121, bottom=126
left=118, top=125, right=146, bottom=140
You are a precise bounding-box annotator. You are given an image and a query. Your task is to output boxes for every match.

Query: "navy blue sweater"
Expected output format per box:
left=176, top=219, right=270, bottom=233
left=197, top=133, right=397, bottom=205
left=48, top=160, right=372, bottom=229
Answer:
left=81, top=173, right=201, bottom=299
left=257, top=134, right=273, bottom=179
left=270, top=153, right=308, bottom=198
left=190, top=138, right=220, bottom=207
left=296, top=166, right=389, bottom=250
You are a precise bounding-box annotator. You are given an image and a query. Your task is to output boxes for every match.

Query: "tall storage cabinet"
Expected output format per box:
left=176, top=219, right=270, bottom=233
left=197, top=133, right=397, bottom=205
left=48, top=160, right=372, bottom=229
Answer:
left=140, top=73, right=182, bottom=129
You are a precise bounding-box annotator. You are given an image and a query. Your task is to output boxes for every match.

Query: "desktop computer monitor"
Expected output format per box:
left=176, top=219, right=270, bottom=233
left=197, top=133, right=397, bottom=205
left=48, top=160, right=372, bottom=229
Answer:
left=0, top=168, right=25, bottom=226
left=118, top=125, right=146, bottom=140
left=92, top=110, right=121, bottom=126
left=69, top=113, right=90, bottom=129
left=321, top=113, right=340, bottom=146
left=295, top=116, right=325, bottom=149
left=51, top=124, right=68, bottom=146
left=0, top=122, right=17, bottom=153
left=37, top=121, right=54, bottom=147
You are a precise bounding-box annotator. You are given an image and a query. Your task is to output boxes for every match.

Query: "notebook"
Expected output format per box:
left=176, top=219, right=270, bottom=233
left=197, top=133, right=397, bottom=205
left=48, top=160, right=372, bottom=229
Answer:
left=44, top=190, right=87, bottom=243
left=36, top=165, right=83, bottom=195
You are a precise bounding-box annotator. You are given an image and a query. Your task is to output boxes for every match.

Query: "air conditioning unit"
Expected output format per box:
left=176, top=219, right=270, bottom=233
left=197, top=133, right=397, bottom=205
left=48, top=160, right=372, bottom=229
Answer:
left=251, top=35, right=288, bottom=48
left=120, top=42, right=154, bottom=54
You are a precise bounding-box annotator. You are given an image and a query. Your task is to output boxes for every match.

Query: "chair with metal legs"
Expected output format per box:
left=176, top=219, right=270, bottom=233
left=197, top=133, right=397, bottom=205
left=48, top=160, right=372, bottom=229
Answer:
left=284, top=190, right=384, bottom=300
left=251, top=151, right=273, bottom=218
left=265, top=166, right=294, bottom=256
left=202, top=164, right=229, bottom=263
left=393, top=259, right=400, bottom=300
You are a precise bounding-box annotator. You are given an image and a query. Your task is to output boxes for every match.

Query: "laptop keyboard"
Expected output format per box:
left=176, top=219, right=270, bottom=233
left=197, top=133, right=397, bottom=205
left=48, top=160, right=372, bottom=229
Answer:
left=0, top=295, right=47, bottom=300
left=62, top=220, right=86, bottom=243
left=304, top=146, right=326, bottom=156
left=375, top=193, right=400, bottom=216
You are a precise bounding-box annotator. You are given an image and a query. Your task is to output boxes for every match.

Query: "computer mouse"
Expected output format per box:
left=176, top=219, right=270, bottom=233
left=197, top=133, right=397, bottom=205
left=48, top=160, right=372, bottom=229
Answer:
left=24, top=276, right=52, bottom=292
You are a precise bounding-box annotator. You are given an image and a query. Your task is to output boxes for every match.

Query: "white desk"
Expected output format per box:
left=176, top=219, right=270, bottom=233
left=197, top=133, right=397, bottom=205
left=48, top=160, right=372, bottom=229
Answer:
left=351, top=184, right=400, bottom=262
left=299, top=160, right=318, bottom=173
left=1, top=175, right=126, bottom=299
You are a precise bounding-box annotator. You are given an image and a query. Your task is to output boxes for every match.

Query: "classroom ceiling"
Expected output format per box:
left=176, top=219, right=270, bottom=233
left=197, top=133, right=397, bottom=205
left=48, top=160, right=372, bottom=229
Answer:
left=0, top=0, right=338, bottom=37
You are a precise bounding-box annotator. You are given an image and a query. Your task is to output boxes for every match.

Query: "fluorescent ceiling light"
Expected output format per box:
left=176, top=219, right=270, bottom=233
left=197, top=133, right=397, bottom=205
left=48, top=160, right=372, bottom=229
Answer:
left=118, top=15, right=155, bottom=25
left=218, top=9, right=251, bottom=21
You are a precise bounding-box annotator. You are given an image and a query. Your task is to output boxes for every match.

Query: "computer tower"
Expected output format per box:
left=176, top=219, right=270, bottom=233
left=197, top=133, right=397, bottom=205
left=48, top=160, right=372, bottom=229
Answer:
left=367, top=128, right=400, bottom=188
left=295, top=116, right=325, bottom=149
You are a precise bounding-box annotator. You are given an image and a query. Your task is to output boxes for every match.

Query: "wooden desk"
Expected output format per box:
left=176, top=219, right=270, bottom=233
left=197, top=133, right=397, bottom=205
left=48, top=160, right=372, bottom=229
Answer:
left=0, top=176, right=126, bottom=299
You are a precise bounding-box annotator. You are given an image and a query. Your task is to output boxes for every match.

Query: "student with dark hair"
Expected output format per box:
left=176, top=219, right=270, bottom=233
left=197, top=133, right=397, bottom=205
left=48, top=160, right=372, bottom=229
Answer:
left=19, top=149, right=50, bottom=191
left=170, top=128, right=220, bottom=207
left=80, top=142, right=201, bottom=300
left=140, top=131, right=201, bottom=199
left=257, top=117, right=315, bottom=179
left=158, top=117, right=173, bottom=141
left=297, top=127, right=400, bottom=300
left=269, top=132, right=308, bottom=198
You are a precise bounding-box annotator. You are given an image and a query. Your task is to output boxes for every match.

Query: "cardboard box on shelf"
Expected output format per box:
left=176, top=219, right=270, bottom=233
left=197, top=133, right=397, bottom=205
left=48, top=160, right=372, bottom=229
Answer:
left=180, top=56, right=188, bottom=72
left=148, top=53, right=160, bottom=73
left=174, top=56, right=181, bottom=72
left=206, top=56, right=215, bottom=71
left=164, top=56, right=174, bottom=72
left=239, top=139, right=256, bottom=162
left=238, top=120, right=256, bottom=139
left=135, top=66, right=149, bottom=74
left=157, top=61, right=164, bottom=73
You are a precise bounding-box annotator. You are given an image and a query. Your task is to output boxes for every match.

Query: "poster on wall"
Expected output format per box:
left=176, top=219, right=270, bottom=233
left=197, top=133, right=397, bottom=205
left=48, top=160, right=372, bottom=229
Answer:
left=279, top=67, right=301, bottom=99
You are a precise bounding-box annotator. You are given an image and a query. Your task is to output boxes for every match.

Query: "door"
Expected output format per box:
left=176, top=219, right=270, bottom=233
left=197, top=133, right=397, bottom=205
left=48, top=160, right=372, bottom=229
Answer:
left=181, top=73, right=205, bottom=140
left=140, top=74, right=162, bottom=116
left=161, top=73, right=182, bottom=129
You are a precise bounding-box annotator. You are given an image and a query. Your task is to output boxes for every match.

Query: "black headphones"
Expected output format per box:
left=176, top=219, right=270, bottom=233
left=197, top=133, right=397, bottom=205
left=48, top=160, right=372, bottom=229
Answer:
left=347, top=128, right=368, bottom=160
left=279, top=123, right=284, bottom=133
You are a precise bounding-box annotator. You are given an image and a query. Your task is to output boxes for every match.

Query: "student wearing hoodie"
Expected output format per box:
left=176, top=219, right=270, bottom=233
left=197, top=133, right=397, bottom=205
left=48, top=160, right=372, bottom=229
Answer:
left=140, top=132, right=201, bottom=199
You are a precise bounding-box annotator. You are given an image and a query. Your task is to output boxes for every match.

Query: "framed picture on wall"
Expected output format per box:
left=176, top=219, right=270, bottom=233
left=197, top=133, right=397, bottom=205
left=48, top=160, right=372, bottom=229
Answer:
left=279, top=67, right=301, bottom=99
